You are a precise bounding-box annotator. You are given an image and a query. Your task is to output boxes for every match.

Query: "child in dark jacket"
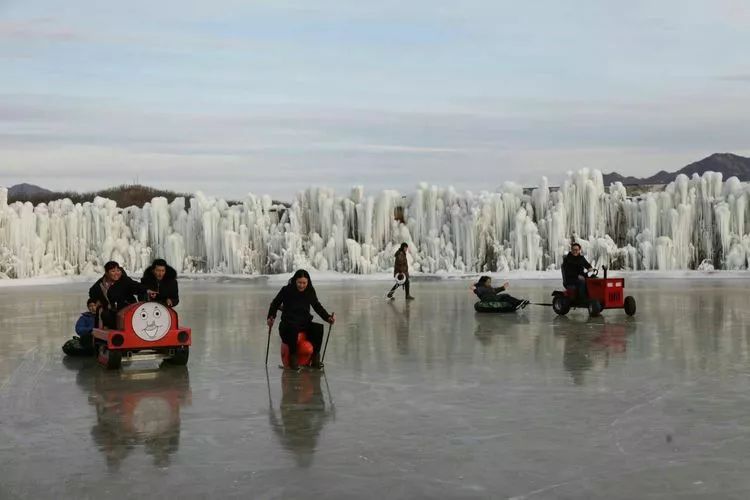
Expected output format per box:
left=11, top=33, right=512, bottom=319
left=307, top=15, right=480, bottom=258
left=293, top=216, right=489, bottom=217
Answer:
left=75, top=298, right=99, bottom=343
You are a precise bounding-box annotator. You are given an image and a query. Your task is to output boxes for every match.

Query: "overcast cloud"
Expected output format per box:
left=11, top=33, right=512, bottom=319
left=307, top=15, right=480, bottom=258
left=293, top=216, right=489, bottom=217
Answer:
left=1, top=1, right=749, bottom=199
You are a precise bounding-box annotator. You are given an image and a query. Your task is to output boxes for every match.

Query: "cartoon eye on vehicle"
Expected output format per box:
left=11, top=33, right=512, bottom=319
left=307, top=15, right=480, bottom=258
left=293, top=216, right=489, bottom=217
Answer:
left=132, top=303, right=172, bottom=341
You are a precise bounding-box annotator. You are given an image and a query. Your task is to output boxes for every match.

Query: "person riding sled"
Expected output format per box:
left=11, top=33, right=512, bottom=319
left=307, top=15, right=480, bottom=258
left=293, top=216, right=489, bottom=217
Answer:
left=387, top=242, right=415, bottom=300
left=561, top=243, right=593, bottom=299
left=472, top=276, right=529, bottom=311
left=140, top=258, right=180, bottom=307
left=89, top=261, right=153, bottom=329
left=62, top=298, right=100, bottom=356
left=267, top=269, right=335, bottom=370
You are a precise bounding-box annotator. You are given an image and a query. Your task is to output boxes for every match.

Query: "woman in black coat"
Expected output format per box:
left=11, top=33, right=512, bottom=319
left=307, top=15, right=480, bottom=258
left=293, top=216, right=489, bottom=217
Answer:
left=267, top=269, right=335, bottom=369
left=89, top=261, right=151, bottom=328
left=141, top=258, right=180, bottom=307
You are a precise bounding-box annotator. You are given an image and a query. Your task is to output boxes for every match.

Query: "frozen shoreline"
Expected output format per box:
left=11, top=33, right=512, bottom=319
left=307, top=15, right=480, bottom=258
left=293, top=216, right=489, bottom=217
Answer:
left=0, top=269, right=747, bottom=288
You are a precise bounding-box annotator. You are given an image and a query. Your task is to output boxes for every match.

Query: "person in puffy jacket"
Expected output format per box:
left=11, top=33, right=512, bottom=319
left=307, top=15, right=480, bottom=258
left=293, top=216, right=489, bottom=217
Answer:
left=89, top=261, right=151, bottom=328
left=141, top=258, right=180, bottom=307
left=62, top=298, right=100, bottom=356
left=267, top=269, right=335, bottom=370
left=74, top=298, right=99, bottom=344
left=472, top=276, right=528, bottom=310
left=561, top=243, right=593, bottom=298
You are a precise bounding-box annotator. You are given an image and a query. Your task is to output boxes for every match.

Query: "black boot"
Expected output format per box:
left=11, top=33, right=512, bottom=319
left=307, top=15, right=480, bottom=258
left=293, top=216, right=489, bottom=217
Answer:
left=288, top=352, right=299, bottom=370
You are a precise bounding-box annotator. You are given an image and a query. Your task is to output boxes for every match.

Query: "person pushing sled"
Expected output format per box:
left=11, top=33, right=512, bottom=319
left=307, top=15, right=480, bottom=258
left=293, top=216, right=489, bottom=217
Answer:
left=267, top=269, right=335, bottom=370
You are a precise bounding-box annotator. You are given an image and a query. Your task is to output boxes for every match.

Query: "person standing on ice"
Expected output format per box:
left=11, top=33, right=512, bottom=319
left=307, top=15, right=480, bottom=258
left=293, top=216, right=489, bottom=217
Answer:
left=562, top=243, right=593, bottom=298
left=140, top=258, right=180, bottom=307
left=387, top=243, right=415, bottom=300
left=89, top=261, right=153, bottom=328
left=267, top=269, right=335, bottom=370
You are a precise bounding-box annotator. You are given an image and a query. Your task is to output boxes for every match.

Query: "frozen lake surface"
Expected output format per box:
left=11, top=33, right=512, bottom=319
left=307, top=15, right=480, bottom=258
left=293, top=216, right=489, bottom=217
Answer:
left=2, top=278, right=750, bottom=499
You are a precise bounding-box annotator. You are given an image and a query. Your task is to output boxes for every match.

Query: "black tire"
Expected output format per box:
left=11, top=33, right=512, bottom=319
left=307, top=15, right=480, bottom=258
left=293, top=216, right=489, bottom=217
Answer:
left=588, top=300, right=602, bottom=317
left=552, top=295, right=571, bottom=315
left=99, top=345, right=122, bottom=370
left=63, top=337, right=96, bottom=357
left=167, top=346, right=189, bottom=366
left=62, top=338, right=80, bottom=356
left=624, top=296, right=636, bottom=316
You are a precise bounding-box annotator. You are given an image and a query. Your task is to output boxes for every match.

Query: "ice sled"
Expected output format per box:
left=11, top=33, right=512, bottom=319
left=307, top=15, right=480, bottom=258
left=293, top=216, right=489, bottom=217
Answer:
left=473, top=300, right=517, bottom=313
left=280, top=332, right=314, bottom=368
left=92, top=302, right=192, bottom=369
left=552, top=267, right=636, bottom=317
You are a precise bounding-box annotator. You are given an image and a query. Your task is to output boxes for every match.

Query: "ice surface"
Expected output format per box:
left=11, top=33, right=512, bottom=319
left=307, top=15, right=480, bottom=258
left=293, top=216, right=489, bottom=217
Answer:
left=2, top=279, right=750, bottom=498
left=2, top=169, right=750, bottom=279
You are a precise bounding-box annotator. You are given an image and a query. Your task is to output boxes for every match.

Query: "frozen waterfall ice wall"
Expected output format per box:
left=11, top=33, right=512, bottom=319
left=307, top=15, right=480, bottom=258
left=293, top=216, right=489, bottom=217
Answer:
left=1, top=169, right=749, bottom=278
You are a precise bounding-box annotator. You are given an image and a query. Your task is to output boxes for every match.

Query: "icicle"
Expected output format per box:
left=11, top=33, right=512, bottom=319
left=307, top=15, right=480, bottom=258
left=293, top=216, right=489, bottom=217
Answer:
left=4, top=168, right=750, bottom=277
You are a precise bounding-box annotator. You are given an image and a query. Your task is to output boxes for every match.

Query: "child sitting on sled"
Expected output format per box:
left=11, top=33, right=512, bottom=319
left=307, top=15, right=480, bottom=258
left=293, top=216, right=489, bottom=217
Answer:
left=62, top=298, right=99, bottom=356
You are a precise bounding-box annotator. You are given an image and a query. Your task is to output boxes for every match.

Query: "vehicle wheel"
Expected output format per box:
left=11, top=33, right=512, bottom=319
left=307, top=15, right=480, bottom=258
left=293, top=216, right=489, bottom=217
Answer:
left=167, top=346, right=189, bottom=366
left=552, top=295, right=570, bottom=315
left=98, top=344, right=122, bottom=370
left=588, top=300, right=602, bottom=317
left=624, top=296, right=636, bottom=316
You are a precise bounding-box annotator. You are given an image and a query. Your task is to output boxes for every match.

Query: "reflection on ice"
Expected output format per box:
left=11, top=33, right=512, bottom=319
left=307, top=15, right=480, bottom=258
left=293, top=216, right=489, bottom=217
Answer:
left=267, top=369, right=334, bottom=468
left=65, top=359, right=192, bottom=470
left=555, top=317, right=635, bottom=385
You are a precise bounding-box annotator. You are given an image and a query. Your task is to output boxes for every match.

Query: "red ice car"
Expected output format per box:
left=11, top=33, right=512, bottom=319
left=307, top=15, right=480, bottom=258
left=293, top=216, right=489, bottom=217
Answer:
left=92, top=302, right=192, bottom=369
left=552, top=266, right=637, bottom=317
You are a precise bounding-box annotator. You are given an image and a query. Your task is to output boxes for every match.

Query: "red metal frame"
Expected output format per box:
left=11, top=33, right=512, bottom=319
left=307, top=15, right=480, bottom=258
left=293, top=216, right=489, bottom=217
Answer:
left=586, top=277, right=625, bottom=309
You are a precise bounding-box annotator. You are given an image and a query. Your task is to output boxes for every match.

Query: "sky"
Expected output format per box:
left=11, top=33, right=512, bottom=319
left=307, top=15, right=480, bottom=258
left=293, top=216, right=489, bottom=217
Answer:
left=1, top=0, right=750, bottom=200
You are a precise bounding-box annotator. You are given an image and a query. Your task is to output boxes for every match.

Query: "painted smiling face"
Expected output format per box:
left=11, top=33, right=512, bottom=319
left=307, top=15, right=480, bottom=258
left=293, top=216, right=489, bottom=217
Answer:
left=132, top=303, right=172, bottom=341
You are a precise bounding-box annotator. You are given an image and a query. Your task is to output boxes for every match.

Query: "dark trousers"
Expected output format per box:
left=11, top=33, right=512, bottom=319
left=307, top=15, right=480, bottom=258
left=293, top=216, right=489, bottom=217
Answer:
left=100, top=308, right=118, bottom=329
left=490, top=293, right=523, bottom=308
left=576, top=280, right=587, bottom=298
left=279, top=322, right=324, bottom=355
left=387, top=277, right=410, bottom=297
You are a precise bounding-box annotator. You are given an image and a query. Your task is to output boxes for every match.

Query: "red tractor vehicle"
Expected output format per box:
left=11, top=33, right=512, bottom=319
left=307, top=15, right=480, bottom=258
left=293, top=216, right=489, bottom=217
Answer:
left=92, top=302, right=192, bottom=369
left=552, top=266, right=636, bottom=317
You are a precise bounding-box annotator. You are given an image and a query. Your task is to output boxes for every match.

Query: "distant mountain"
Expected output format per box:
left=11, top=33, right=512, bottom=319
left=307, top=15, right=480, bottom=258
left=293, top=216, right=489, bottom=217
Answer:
left=603, top=153, right=750, bottom=185
left=4, top=183, right=274, bottom=208
left=6, top=184, right=193, bottom=208
left=8, top=183, right=53, bottom=198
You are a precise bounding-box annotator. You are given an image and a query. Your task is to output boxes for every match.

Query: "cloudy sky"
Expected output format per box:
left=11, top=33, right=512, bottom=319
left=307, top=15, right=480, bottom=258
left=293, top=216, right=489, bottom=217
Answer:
left=1, top=0, right=749, bottom=200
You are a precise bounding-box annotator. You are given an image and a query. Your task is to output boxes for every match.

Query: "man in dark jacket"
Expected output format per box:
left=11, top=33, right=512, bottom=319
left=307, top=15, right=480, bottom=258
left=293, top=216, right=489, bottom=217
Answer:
left=141, top=258, right=180, bottom=307
left=561, top=243, right=593, bottom=298
left=89, top=261, right=151, bottom=328
left=387, top=242, right=414, bottom=300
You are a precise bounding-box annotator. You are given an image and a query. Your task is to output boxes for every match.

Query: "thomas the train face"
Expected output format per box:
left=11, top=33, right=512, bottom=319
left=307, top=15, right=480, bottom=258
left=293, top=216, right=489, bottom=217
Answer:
left=132, top=303, right=172, bottom=341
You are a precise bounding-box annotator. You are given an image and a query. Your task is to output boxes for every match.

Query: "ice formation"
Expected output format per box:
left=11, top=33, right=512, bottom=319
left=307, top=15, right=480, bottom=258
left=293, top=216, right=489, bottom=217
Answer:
left=1, top=169, right=749, bottom=278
